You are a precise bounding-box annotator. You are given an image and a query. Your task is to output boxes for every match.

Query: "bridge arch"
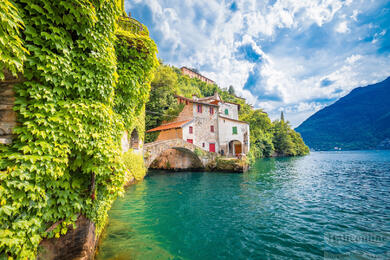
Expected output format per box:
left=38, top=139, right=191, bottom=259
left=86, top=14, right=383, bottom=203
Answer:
left=144, top=139, right=216, bottom=169
left=148, top=147, right=204, bottom=170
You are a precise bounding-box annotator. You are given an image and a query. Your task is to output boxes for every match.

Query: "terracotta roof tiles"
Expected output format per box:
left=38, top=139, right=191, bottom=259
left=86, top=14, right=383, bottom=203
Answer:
left=146, top=120, right=192, bottom=133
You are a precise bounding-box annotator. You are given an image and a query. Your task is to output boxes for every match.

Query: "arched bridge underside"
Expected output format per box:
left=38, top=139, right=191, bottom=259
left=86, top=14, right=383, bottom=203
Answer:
left=144, top=139, right=216, bottom=170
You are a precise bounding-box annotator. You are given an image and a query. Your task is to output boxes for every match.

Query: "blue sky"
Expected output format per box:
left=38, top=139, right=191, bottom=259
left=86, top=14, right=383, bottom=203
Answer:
left=125, top=0, right=390, bottom=126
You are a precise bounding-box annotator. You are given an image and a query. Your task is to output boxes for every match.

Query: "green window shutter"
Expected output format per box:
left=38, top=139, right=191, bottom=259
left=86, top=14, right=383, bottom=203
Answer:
left=224, top=109, right=228, bottom=115
left=232, top=126, right=237, bottom=134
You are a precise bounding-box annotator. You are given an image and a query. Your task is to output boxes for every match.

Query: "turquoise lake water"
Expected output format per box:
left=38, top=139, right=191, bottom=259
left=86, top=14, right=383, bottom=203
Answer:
left=96, top=151, right=390, bottom=259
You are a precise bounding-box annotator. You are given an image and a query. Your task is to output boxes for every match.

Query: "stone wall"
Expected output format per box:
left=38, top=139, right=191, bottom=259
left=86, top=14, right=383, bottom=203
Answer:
left=38, top=216, right=96, bottom=260
left=144, top=138, right=216, bottom=168
left=185, top=103, right=219, bottom=152
left=157, top=128, right=183, bottom=141
left=0, top=69, right=22, bottom=145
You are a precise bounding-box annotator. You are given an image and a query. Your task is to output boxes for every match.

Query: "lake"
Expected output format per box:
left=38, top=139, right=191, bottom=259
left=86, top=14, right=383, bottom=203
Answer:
left=96, top=151, right=390, bottom=259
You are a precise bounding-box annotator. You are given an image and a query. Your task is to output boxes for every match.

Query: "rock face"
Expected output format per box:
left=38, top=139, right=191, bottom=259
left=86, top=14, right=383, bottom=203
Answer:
left=150, top=148, right=204, bottom=170
left=38, top=216, right=97, bottom=260
left=0, top=69, right=22, bottom=145
left=206, top=157, right=248, bottom=173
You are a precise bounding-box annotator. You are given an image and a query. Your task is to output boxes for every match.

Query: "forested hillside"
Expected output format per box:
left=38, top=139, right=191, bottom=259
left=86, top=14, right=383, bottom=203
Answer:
left=296, top=77, right=390, bottom=150
left=146, top=62, right=309, bottom=160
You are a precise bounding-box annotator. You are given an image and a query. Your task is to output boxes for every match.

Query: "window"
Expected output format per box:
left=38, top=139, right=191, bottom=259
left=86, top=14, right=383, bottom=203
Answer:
left=209, top=107, right=214, bottom=115
left=187, top=139, right=193, bottom=144
left=202, top=143, right=205, bottom=147
left=210, top=125, right=214, bottom=132
left=189, top=126, right=193, bottom=134
left=197, top=104, right=202, bottom=113
left=224, top=109, right=229, bottom=115
left=232, top=126, right=237, bottom=135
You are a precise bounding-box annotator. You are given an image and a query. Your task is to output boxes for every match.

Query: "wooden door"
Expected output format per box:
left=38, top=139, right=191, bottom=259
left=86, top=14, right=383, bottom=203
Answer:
left=234, top=144, right=242, bottom=156
left=209, top=143, right=216, bottom=152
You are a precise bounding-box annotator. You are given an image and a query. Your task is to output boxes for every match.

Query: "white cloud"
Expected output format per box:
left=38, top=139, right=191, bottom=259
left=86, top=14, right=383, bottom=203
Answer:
left=351, top=9, right=360, bottom=21
left=126, top=0, right=390, bottom=126
left=346, top=54, right=362, bottom=64
left=336, top=21, right=350, bottom=33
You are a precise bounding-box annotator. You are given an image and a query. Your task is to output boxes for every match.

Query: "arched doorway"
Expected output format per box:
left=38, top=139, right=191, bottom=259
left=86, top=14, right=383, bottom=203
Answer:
left=130, top=129, right=139, bottom=150
left=228, top=140, right=242, bottom=157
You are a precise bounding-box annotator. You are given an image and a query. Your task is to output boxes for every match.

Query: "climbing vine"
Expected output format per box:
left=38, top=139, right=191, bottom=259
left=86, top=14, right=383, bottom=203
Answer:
left=0, top=0, right=28, bottom=79
left=0, top=0, right=157, bottom=258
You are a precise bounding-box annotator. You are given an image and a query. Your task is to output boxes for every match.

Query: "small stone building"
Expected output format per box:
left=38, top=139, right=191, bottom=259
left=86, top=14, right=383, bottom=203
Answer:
left=147, top=92, right=250, bottom=157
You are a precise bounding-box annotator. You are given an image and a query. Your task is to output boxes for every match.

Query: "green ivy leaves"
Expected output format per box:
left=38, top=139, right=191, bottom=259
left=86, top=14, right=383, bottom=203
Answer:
left=0, top=0, right=28, bottom=79
left=0, top=0, right=157, bottom=258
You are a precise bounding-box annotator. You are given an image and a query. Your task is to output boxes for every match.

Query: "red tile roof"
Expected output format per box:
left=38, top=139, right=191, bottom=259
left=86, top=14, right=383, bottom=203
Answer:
left=146, top=120, right=192, bottom=133
left=219, top=115, right=249, bottom=124
left=175, top=95, right=219, bottom=107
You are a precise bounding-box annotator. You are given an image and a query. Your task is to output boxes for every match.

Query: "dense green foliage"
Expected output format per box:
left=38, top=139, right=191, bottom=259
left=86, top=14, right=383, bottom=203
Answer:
left=145, top=63, right=309, bottom=159
left=296, top=77, right=390, bottom=150
left=0, top=0, right=27, bottom=79
left=0, top=1, right=157, bottom=258
left=240, top=109, right=274, bottom=158
left=272, top=120, right=309, bottom=156
left=145, top=62, right=184, bottom=142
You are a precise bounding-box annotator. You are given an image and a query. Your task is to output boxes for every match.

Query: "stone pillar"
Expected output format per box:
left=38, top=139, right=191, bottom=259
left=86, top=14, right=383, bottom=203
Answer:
left=0, top=69, right=22, bottom=145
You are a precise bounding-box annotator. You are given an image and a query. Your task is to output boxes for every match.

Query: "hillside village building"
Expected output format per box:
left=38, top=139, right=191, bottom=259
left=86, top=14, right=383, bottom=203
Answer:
left=147, top=92, right=250, bottom=157
left=180, top=67, right=215, bottom=85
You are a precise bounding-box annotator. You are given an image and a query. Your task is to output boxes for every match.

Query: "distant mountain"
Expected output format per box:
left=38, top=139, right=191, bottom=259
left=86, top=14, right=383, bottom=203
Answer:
left=296, top=77, right=390, bottom=150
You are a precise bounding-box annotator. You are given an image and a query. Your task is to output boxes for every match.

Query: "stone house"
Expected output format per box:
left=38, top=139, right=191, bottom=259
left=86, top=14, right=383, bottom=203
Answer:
left=147, top=92, right=250, bottom=157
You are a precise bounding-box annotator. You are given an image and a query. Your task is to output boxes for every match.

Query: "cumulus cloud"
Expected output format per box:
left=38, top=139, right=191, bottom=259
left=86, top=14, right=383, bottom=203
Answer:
left=336, top=21, right=350, bottom=33
left=126, top=0, right=390, bottom=126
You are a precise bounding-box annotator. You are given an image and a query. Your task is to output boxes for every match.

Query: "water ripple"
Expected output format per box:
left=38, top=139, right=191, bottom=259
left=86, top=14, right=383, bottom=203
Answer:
left=97, top=151, right=390, bottom=260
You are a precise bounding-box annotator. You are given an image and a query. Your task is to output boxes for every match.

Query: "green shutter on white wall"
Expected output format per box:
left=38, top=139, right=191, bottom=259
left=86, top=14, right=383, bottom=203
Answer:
left=225, top=109, right=228, bottom=115
left=232, top=126, right=237, bottom=134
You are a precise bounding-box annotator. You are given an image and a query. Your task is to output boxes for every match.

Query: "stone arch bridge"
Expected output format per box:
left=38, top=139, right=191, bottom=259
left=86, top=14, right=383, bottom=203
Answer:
left=144, top=138, right=216, bottom=170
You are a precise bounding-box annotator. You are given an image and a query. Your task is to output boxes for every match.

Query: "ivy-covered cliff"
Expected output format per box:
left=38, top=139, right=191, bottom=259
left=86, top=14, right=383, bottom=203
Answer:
left=0, top=1, right=157, bottom=258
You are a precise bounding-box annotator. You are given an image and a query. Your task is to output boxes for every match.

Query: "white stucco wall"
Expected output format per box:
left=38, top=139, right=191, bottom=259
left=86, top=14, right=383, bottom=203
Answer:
left=182, top=123, right=193, bottom=144
left=218, top=102, right=239, bottom=120
left=218, top=117, right=249, bottom=155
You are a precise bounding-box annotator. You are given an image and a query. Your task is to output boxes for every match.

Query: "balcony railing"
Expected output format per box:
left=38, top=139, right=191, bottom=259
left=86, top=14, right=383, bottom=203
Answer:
left=117, top=16, right=146, bottom=35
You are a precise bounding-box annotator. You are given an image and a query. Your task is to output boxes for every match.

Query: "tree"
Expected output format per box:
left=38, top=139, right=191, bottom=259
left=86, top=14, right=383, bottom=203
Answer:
left=191, top=67, right=199, bottom=73
left=145, top=63, right=183, bottom=142
left=240, top=109, right=274, bottom=159
left=228, top=85, right=235, bottom=95
left=272, top=120, right=295, bottom=156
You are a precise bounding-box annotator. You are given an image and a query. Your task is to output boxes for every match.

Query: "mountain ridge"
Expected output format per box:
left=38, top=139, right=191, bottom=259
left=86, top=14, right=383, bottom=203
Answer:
left=295, top=76, right=390, bottom=150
